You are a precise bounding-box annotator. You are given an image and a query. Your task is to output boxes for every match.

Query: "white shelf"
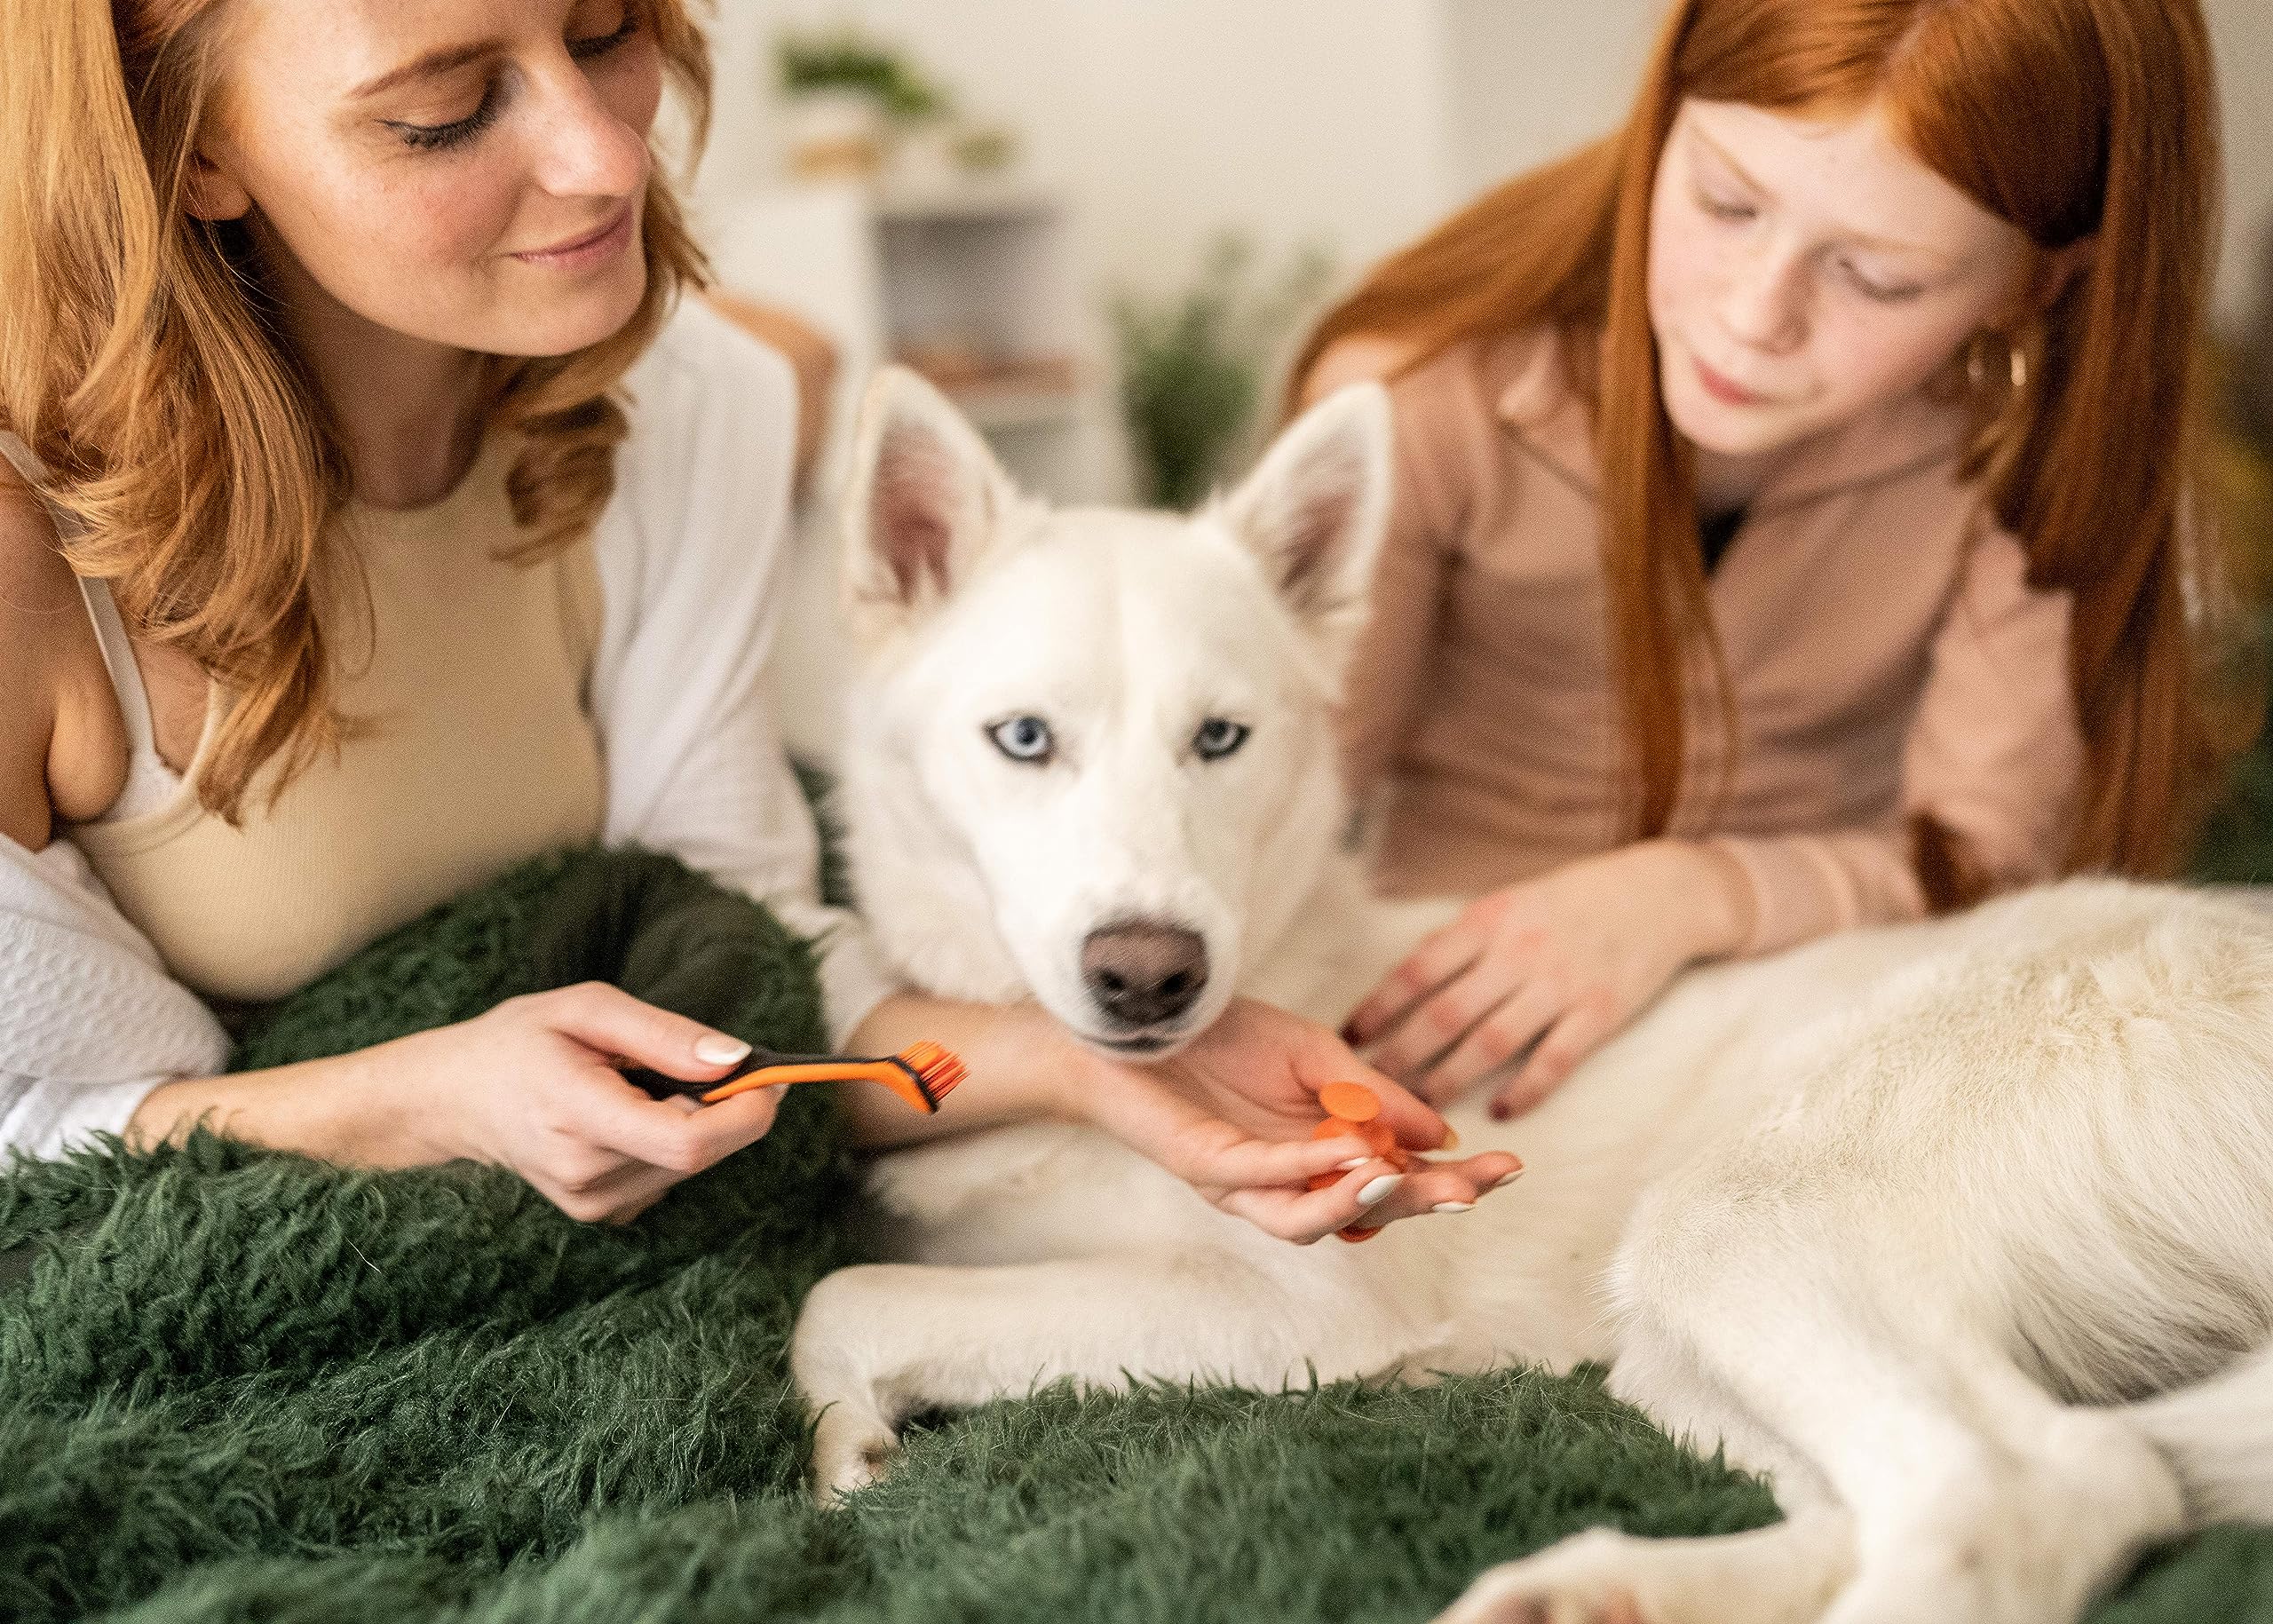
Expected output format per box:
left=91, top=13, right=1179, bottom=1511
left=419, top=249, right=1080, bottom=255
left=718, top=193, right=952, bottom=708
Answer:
left=874, top=182, right=1061, bottom=226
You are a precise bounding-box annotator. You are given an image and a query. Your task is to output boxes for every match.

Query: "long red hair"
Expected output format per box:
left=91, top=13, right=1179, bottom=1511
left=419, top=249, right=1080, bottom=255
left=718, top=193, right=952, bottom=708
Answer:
left=1293, top=0, right=2234, bottom=895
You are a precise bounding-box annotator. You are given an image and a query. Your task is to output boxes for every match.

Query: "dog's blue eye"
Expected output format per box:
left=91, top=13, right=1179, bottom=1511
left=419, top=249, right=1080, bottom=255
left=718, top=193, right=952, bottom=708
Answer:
left=988, top=716, right=1056, bottom=764
left=1192, top=718, right=1250, bottom=762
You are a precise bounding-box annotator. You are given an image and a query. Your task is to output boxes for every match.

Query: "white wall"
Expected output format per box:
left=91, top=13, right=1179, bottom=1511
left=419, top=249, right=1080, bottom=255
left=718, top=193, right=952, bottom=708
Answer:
left=2211, top=0, right=2273, bottom=335
left=697, top=0, right=1461, bottom=301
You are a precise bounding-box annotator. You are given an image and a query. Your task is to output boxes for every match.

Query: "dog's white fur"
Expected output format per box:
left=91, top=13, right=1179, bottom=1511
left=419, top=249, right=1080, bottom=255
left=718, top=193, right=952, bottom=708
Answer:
left=794, top=367, right=2273, bottom=1624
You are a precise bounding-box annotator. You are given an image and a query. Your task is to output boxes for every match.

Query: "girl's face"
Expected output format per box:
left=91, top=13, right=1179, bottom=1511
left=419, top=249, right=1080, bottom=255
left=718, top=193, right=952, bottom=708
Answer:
left=1647, top=98, right=2041, bottom=465
left=192, top=0, right=663, bottom=359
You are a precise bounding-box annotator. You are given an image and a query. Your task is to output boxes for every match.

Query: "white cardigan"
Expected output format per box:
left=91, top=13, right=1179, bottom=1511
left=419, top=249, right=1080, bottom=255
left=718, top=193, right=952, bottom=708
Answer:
left=0, top=297, right=898, bottom=1158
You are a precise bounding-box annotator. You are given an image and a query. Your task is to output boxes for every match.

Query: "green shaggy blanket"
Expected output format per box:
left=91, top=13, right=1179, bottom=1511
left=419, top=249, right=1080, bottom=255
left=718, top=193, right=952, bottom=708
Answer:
left=4, top=846, right=2271, bottom=1623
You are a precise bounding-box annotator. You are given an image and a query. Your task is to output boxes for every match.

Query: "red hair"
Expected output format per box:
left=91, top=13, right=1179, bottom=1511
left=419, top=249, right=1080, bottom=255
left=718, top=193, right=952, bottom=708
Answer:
left=1294, top=0, right=2234, bottom=896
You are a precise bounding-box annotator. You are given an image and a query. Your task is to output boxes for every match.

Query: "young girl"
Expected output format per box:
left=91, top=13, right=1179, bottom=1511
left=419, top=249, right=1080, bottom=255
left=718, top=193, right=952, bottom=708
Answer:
left=1301, top=0, right=2239, bottom=1117
left=0, top=0, right=1517, bottom=1237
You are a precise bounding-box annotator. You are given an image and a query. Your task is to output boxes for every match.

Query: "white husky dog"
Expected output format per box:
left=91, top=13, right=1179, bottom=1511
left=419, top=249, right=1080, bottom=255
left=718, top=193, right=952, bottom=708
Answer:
left=792, top=366, right=2273, bottom=1624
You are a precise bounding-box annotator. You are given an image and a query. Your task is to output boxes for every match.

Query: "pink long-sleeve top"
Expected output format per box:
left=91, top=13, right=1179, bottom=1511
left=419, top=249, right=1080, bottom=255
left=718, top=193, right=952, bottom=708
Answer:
left=1330, top=328, right=2084, bottom=955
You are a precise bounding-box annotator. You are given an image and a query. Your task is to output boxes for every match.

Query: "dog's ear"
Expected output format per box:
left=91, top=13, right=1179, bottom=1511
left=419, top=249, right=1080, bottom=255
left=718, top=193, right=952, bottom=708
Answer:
left=1216, top=383, right=1393, bottom=667
left=842, top=366, right=1018, bottom=638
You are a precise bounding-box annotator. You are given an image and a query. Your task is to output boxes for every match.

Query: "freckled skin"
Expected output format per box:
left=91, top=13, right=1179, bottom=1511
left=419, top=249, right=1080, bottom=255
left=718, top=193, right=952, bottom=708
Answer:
left=195, top=0, right=663, bottom=360
left=1646, top=99, right=2044, bottom=492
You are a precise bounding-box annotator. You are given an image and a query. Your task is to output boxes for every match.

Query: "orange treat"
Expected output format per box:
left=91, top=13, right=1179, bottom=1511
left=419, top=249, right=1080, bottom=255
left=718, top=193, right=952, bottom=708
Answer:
left=1310, top=1081, right=1416, bottom=1241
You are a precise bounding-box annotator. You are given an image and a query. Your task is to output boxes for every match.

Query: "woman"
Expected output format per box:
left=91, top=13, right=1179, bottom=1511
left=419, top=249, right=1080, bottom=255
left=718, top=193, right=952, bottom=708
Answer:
left=1299, top=0, right=2243, bottom=1118
left=0, top=0, right=1518, bottom=1235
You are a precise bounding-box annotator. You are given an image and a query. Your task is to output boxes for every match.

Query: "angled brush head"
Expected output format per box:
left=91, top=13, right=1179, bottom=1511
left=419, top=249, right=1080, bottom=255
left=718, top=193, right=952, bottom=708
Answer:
left=884, top=1040, right=967, bottom=1112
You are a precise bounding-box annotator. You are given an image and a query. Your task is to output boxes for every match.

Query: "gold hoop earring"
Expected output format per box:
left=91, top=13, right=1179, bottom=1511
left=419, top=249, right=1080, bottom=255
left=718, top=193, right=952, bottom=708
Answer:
left=1966, top=330, right=2028, bottom=396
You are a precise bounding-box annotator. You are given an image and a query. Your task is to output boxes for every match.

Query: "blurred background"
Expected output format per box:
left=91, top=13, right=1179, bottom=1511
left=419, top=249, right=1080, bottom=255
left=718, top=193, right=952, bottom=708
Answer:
left=683, top=0, right=2273, bottom=856
left=684, top=0, right=2270, bottom=506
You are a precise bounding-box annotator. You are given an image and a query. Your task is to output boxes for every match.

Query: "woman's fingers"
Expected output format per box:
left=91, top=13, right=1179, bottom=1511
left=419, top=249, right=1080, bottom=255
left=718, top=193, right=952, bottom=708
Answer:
left=1347, top=1152, right=1525, bottom=1225
left=1212, top=1150, right=1527, bottom=1243
left=1169, top=1123, right=1380, bottom=1192
left=566, top=1066, right=786, bottom=1173
left=521, top=980, right=754, bottom=1085
left=1213, top=1160, right=1408, bottom=1243
left=1492, top=988, right=1618, bottom=1119
left=532, top=1080, right=785, bottom=1221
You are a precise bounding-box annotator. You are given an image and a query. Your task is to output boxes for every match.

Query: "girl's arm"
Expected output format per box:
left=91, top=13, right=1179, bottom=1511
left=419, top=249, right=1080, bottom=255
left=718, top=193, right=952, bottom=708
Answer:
left=1703, top=521, right=2081, bottom=955
left=1349, top=522, right=2082, bottom=1116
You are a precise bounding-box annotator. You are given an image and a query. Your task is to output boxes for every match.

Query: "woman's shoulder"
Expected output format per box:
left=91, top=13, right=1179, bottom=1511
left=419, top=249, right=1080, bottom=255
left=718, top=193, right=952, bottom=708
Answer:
left=0, top=477, right=77, bottom=663
left=624, top=294, right=799, bottom=440
left=605, top=295, right=802, bottom=543
left=590, top=295, right=806, bottom=635
left=0, top=482, right=77, bottom=849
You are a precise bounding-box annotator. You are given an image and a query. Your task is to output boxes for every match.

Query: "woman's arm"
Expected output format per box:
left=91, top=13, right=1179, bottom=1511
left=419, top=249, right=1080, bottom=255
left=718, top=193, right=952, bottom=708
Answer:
left=127, top=984, right=792, bottom=1222
left=1702, top=522, right=2081, bottom=954
left=842, top=989, right=1525, bottom=1244
left=0, top=479, right=233, bottom=1155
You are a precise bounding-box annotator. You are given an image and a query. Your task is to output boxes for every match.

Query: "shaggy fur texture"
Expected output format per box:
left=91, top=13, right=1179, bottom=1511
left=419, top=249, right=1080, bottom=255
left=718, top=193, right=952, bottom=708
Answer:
left=1, top=846, right=2271, bottom=1622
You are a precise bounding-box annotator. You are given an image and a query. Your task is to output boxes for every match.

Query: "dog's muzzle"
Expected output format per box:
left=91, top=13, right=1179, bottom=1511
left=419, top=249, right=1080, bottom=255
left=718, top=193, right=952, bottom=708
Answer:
left=1081, top=920, right=1209, bottom=1033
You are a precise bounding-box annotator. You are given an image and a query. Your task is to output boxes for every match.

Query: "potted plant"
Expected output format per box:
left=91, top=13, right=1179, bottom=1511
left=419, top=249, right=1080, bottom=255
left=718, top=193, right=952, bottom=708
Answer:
left=1113, top=234, right=1335, bottom=511
left=775, top=27, right=951, bottom=181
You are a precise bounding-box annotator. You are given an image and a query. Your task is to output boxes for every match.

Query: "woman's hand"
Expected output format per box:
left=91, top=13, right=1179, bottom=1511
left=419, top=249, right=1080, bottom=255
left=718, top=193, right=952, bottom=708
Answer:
left=1072, top=998, right=1525, bottom=1244
left=133, top=981, right=786, bottom=1224
left=1344, top=841, right=1751, bottom=1117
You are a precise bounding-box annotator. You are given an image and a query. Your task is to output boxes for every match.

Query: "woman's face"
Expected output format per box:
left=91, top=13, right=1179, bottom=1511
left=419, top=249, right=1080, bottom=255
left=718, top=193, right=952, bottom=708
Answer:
left=1647, top=98, right=2040, bottom=464
left=193, top=0, right=663, bottom=359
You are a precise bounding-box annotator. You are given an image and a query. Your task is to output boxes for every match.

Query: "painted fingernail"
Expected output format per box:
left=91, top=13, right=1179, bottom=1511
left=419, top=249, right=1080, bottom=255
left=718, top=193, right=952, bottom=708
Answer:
left=1489, top=1164, right=1525, bottom=1189
left=1431, top=1201, right=1474, bottom=1215
left=695, top=1034, right=752, bottom=1066
left=1357, top=1174, right=1405, bottom=1208
left=1337, top=1157, right=1368, bottom=1172
left=1440, top=1126, right=1461, bottom=1151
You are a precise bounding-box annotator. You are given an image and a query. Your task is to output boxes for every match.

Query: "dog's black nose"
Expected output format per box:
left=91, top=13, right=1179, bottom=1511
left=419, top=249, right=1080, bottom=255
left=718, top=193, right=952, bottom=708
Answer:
left=1081, top=922, right=1209, bottom=1028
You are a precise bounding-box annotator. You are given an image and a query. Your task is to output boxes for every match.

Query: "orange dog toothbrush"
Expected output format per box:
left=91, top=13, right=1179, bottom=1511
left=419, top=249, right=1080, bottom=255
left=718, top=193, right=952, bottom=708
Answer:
left=622, top=1040, right=967, bottom=1114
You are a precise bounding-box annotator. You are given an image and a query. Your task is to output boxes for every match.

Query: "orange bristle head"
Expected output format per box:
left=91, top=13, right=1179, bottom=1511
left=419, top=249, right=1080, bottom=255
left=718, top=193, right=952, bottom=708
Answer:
left=898, top=1040, right=967, bottom=1106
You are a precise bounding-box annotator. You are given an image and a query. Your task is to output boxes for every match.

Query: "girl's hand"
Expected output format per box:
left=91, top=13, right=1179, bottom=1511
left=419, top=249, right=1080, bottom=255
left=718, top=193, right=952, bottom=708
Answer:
left=1073, top=997, right=1525, bottom=1244
left=384, top=983, right=790, bottom=1222
left=1344, top=841, right=1751, bottom=1118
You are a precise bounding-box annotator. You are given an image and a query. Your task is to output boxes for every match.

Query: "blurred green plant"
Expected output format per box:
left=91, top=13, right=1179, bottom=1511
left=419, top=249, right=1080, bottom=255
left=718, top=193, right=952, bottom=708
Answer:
left=1113, top=234, right=1335, bottom=511
left=776, top=27, right=950, bottom=123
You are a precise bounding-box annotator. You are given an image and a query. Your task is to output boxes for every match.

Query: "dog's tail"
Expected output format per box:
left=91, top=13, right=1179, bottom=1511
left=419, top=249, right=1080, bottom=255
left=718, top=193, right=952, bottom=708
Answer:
left=2126, top=1340, right=2273, bottom=1527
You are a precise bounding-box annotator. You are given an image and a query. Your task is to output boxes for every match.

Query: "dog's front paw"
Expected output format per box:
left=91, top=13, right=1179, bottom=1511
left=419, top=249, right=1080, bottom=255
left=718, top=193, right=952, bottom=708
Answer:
left=1434, top=1532, right=1652, bottom=1624
left=811, top=1402, right=902, bottom=1502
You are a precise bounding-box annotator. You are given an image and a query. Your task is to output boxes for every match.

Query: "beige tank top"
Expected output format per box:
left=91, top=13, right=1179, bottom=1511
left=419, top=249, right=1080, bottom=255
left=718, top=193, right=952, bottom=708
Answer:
left=17, top=432, right=606, bottom=1005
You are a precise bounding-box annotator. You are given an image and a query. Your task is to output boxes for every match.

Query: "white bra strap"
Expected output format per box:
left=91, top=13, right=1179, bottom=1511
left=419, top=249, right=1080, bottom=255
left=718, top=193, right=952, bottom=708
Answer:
left=0, top=430, right=51, bottom=496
